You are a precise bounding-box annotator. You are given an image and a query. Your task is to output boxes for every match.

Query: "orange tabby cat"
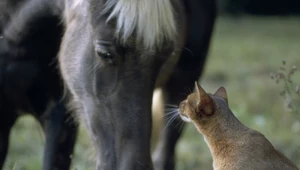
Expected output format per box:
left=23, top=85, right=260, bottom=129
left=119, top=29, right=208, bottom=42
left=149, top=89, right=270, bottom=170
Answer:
left=178, top=82, right=299, bottom=170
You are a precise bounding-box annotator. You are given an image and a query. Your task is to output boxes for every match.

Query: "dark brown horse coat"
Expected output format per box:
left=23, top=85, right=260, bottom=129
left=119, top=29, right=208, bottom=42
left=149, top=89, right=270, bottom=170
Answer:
left=0, top=0, right=77, bottom=169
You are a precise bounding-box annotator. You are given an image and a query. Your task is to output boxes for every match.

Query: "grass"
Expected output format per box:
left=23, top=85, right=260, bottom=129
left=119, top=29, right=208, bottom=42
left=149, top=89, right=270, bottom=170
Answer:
left=3, top=16, right=300, bottom=169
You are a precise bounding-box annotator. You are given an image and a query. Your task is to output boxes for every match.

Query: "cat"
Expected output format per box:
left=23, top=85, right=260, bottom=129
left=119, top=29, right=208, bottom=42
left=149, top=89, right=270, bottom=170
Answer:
left=178, top=82, right=299, bottom=170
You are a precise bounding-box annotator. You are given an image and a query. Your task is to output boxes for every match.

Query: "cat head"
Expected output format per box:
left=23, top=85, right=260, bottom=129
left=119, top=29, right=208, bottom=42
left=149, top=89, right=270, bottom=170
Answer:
left=178, top=82, right=228, bottom=123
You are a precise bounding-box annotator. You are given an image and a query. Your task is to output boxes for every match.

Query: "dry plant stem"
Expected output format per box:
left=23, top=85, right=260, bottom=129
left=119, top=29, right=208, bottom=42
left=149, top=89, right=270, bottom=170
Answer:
left=276, top=62, right=300, bottom=116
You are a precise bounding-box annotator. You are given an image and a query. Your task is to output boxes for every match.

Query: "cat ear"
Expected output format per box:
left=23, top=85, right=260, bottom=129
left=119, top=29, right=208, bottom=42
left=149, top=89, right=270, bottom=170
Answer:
left=214, top=86, right=228, bottom=104
left=194, top=82, right=214, bottom=116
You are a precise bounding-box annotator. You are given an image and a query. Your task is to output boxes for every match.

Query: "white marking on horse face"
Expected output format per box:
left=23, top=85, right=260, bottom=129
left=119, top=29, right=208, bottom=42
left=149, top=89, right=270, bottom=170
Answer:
left=104, top=0, right=177, bottom=50
left=71, top=0, right=83, bottom=10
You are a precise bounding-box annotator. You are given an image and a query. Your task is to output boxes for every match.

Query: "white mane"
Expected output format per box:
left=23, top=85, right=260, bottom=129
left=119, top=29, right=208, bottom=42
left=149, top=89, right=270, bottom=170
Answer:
left=104, top=0, right=177, bottom=49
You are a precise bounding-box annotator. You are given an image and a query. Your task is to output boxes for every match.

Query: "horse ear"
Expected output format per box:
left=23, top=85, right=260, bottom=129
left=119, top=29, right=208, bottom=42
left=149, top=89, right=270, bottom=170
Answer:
left=214, top=86, right=228, bottom=104
left=194, top=82, right=214, bottom=116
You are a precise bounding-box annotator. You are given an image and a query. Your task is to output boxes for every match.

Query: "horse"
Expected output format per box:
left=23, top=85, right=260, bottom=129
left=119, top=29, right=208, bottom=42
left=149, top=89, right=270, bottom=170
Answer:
left=59, top=0, right=217, bottom=169
left=59, top=0, right=216, bottom=169
left=0, top=0, right=77, bottom=169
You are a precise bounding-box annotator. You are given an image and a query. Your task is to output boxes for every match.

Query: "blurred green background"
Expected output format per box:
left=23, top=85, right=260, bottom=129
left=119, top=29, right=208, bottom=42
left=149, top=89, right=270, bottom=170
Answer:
left=3, top=16, right=300, bottom=170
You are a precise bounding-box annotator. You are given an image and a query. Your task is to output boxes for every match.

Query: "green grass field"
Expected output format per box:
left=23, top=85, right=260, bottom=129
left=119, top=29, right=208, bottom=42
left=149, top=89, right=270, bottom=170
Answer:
left=4, top=16, right=300, bottom=170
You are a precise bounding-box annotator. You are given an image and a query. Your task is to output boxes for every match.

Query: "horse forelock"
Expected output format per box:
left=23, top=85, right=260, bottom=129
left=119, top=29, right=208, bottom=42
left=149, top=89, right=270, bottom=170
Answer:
left=104, top=0, right=177, bottom=50
left=70, top=0, right=83, bottom=10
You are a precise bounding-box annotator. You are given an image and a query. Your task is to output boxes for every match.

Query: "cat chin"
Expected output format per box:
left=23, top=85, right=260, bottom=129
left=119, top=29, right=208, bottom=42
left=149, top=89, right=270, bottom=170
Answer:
left=180, top=114, right=192, bottom=122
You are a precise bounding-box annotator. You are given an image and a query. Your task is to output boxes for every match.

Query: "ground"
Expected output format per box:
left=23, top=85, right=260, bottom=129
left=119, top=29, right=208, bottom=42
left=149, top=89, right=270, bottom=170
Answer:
left=4, top=16, right=300, bottom=170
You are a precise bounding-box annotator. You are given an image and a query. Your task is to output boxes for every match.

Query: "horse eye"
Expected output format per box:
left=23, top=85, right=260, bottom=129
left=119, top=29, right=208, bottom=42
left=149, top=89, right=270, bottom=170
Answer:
left=97, top=50, right=111, bottom=59
left=96, top=50, right=114, bottom=64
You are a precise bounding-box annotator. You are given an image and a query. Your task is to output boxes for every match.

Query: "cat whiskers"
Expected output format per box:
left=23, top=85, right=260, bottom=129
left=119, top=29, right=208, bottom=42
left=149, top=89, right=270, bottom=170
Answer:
left=176, top=119, right=185, bottom=132
left=164, top=104, right=178, bottom=108
left=164, top=104, right=181, bottom=129
left=163, top=105, right=179, bottom=118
